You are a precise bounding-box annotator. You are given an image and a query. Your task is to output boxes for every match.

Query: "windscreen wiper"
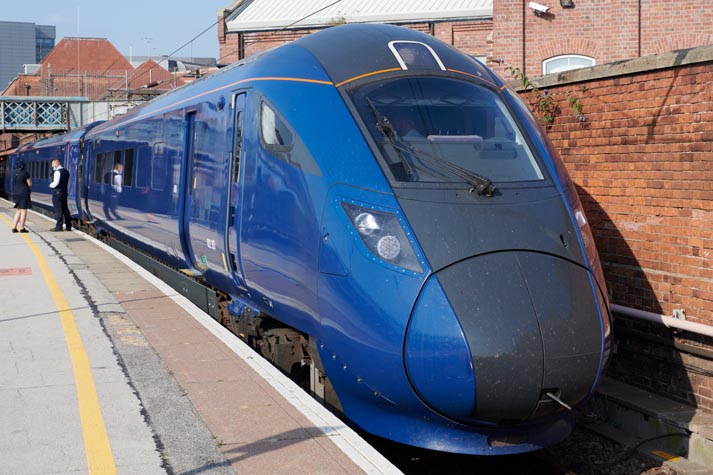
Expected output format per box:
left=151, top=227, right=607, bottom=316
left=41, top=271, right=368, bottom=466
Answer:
left=390, top=139, right=497, bottom=197
left=365, top=99, right=496, bottom=197
left=366, top=98, right=415, bottom=180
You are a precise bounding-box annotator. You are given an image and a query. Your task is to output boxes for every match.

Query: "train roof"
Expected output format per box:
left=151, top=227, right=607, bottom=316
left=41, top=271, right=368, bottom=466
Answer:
left=16, top=121, right=106, bottom=153
left=292, top=23, right=495, bottom=87
left=86, top=24, right=498, bottom=136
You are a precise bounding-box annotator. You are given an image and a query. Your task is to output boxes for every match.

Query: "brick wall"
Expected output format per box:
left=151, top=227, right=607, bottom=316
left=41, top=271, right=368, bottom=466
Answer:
left=492, top=0, right=713, bottom=78
left=219, top=20, right=493, bottom=62
left=522, top=46, right=713, bottom=409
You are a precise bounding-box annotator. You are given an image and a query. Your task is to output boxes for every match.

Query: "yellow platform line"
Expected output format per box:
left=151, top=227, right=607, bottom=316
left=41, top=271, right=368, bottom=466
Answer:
left=2, top=216, right=116, bottom=474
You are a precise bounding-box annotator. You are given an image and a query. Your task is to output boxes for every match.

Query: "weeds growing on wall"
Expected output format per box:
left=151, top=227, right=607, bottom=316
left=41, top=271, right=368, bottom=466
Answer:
left=500, top=61, right=587, bottom=125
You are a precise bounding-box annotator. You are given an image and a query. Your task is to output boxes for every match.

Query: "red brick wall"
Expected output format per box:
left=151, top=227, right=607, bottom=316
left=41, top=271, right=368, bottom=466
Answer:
left=522, top=48, right=713, bottom=408
left=219, top=20, right=493, bottom=62
left=492, top=1, right=713, bottom=78
left=530, top=57, right=713, bottom=322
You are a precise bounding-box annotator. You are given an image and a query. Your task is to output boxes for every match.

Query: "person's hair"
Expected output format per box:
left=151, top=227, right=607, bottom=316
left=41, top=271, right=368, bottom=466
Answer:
left=15, top=160, right=25, bottom=171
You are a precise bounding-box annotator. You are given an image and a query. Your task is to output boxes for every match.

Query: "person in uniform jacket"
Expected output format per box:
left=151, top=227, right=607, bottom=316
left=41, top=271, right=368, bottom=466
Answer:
left=49, top=159, right=71, bottom=231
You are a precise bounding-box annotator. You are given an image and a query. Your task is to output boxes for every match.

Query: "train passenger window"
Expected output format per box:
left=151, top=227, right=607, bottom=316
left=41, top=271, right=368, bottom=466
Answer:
left=43, top=161, right=48, bottom=180
left=102, top=153, right=113, bottom=183
left=123, top=149, right=134, bottom=187
left=94, top=153, right=102, bottom=183
left=259, top=100, right=321, bottom=176
left=233, top=109, right=243, bottom=183
left=135, top=146, right=150, bottom=189
left=151, top=143, right=166, bottom=191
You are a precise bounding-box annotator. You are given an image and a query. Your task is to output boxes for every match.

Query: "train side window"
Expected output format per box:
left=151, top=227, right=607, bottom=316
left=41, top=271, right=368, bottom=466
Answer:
left=43, top=160, right=48, bottom=180
left=102, top=152, right=112, bottom=183
left=151, top=143, right=166, bottom=191
left=233, top=109, right=243, bottom=183
left=123, top=148, right=134, bottom=187
left=259, top=100, right=321, bottom=176
left=94, top=153, right=102, bottom=183
left=260, top=102, right=293, bottom=149
left=136, top=145, right=150, bottom=189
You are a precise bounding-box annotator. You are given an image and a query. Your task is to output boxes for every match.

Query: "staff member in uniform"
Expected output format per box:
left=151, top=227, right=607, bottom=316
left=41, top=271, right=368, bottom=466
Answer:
left=49, top=158, right=71, bottom=231
left=12, top=160, right=32, bottom=233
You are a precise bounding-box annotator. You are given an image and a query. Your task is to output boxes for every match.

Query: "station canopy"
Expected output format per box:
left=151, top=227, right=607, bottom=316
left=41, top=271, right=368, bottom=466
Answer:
left=225, top=0, right=493, bottom=32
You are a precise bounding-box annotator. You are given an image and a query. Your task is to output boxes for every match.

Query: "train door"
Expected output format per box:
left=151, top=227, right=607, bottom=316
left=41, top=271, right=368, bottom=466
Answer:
left=226, top=92, right=247, bottom=287
left=181, top=106, right=229, bottom=274
left=180, top=111, right=200, bottom=271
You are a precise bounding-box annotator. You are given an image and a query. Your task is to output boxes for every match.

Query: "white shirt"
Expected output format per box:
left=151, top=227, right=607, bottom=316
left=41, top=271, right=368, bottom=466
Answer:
left=49, top=166, right=64, bottom=188
left=112, top=170, right=122, bottom=193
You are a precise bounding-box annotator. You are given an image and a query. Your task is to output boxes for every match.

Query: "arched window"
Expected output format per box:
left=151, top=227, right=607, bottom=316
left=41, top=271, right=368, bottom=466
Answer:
left=543, top=55, right=595, bottom=75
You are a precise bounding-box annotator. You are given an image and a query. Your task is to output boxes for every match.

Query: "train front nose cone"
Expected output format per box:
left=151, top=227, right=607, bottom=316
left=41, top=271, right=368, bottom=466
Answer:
left=406, top=252, right=604, bottom=423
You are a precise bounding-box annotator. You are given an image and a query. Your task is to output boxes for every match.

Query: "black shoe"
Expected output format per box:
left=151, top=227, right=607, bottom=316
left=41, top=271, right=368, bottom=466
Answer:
left=12, top=228, right=18, bottom=233
left=50, top=227, right=63, bottom=232
left=20, top=229, right=29, bottom=233
left=65, top=228, right=72, bottom=232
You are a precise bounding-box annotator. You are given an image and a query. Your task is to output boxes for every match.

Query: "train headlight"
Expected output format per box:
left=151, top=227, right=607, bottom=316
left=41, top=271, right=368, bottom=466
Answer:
left=354, top=212, right=380, bottom=235
left=377, top=235, right=401, bottom=260
left=342, top=202, right=423, bottom=273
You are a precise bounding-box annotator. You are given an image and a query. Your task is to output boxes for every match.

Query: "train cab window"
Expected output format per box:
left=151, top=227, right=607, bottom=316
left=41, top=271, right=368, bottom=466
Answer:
left=351, top=77, right=544, bottom=185
left=260, top=102, right=292, bottom=149
left=259, top=100, right=321, bottom=176
left=123, top=148, right=134, bottom=187
left=388, top=41, right=445, bottom=71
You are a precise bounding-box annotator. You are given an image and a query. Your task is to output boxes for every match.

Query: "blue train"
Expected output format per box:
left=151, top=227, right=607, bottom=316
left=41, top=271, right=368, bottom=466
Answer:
left=2, top=24, right=611, bottom=455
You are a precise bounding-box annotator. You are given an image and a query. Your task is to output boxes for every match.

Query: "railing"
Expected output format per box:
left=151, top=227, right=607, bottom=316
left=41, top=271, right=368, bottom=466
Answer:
left=0, top=97, right=76, bottom=132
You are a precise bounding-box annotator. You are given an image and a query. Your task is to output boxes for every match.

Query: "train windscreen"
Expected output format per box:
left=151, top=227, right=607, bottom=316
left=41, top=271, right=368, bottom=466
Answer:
left=350, top=77, right=544, bottom=185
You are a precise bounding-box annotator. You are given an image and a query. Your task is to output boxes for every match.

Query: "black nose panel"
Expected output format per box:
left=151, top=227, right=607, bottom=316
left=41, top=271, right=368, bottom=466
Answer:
left=435, top=252, right=602, bottom=423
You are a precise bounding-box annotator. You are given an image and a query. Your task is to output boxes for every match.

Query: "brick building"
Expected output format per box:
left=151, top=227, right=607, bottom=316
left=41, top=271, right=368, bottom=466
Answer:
left=217, top=0, right=493, bottom=64
left=2, top=37, right=195, bottom=101
left=218, top=0, right=713, bottom=79
left=492, top=0, right=713, bottom=77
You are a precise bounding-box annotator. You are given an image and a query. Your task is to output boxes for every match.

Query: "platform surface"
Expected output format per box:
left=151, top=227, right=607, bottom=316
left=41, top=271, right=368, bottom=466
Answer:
left=0, top=201, right=400, bottom=475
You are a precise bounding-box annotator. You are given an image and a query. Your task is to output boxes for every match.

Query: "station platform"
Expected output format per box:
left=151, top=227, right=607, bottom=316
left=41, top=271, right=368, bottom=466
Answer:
left=0, top=200, right=401, bottom=475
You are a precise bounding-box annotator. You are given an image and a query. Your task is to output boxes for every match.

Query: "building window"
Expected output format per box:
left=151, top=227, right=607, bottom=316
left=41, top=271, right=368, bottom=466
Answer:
left=543, top=55, right=594, bottom=75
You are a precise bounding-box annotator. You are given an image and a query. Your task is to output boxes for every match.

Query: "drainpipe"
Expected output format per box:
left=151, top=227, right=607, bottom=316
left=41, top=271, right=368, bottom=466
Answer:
left=611, top=304, right=713, bottom=338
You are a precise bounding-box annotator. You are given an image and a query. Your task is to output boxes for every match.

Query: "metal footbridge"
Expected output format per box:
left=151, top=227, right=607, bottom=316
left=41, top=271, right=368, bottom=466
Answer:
left=0, top=96, right=88, bottom=132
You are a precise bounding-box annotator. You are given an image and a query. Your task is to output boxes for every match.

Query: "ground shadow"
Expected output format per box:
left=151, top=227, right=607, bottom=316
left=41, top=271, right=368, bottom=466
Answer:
left=576, top=184, right=706, bottom=464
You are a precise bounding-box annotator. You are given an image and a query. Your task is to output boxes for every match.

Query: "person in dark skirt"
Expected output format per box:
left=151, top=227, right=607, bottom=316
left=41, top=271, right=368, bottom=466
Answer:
left=12, top=160, right=32, bottom=233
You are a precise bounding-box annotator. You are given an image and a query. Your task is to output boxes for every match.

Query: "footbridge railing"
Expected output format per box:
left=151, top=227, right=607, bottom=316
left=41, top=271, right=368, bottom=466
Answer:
left=0, top=97, right=88, bottom=132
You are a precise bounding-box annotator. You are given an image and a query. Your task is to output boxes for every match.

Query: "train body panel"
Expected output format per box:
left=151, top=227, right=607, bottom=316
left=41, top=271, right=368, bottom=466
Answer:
left=8, top=122, right=103, bottom=218
left=11, top=23, right=612, bottom=456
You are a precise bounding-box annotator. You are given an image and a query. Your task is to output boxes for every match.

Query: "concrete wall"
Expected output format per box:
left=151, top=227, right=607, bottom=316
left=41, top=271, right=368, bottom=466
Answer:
left=520, top=45, right=713, bottom=409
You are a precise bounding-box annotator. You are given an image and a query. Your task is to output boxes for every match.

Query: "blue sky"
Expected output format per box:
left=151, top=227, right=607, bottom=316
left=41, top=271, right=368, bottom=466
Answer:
left=4, top=1, right=231, bottom=60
